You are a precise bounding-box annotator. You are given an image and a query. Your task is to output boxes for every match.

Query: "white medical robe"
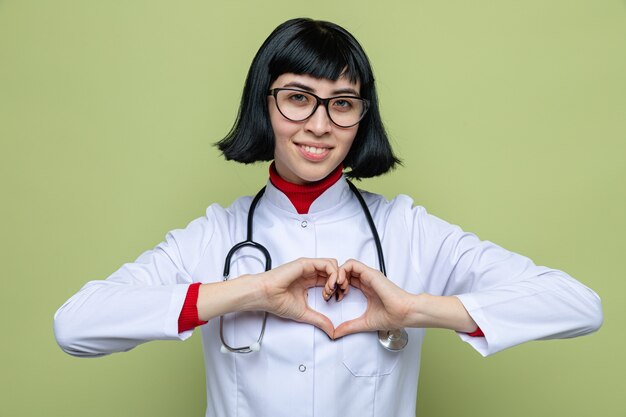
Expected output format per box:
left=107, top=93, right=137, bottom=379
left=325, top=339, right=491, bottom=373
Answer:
left=54, top=177, right=602, bottom=417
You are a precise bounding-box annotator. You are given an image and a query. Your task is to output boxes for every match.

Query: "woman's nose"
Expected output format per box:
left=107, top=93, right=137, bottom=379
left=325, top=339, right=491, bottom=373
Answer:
left=304, top=105, right=332, bottom=136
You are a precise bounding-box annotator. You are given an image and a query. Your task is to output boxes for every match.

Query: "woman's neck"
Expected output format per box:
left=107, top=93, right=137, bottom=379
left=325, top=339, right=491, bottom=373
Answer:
left=269, top=163, right=343, bottom=214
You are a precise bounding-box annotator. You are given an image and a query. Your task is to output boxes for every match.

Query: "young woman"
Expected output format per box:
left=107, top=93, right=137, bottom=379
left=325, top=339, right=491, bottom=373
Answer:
left=54, top=18, right=603, bottom=417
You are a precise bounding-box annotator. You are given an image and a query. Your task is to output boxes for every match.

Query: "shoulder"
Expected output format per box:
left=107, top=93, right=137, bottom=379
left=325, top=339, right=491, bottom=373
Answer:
left=166, top=195, right=254, bottom=244
left=358, top=190, right=455, bottom=235
left=357, top=189, right=411, bottom=209
left=358, top=190, right=415, bottom=219
left=207, top=195, right=254, bottom=220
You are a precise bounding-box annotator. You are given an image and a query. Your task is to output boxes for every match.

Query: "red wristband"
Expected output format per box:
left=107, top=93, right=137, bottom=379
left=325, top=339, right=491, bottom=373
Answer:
left=178, top=282, right=208, bottom=333
left=467, top=327, right=485, bottom=337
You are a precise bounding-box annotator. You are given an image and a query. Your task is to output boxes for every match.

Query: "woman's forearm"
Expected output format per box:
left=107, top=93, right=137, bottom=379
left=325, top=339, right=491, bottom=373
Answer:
left=408, top=293, right=478, bottom=333
left=196, top=275, right=264, bottom=322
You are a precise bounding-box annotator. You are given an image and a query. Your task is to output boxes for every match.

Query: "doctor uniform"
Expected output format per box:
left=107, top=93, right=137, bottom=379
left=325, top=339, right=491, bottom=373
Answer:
left=54, top=176, right=603, bottom=417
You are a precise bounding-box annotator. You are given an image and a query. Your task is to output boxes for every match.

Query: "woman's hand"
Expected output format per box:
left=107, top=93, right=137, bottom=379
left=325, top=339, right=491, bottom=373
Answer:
left=333, top=259, right=417, bottom=339
left=333, top=259, right=479, bottom=339
left=198, top=257, right=347, bottom=338
left=256, top=257, right=346, bottom=338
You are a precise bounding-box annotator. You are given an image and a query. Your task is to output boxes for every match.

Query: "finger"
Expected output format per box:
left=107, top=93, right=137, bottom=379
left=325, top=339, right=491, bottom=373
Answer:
left=328, top=258, right=339, bottom=270
left=333, top=316, right=370, bottom=339
left=300, top=258, right=338, bottom=288
left=340, top=259, right=370, bottom=283
left=323, top=261, right=340, bottom=301
left=336, top=268, right=350, bottom=301
left=337, top=272, right=350, bottom=301
left=322, top=259, right=339, bottom=288
left=340, top=259, right=388, bottom=293
left=335, top=285, right=345, bottom=302
left=317, top=258, right=337, bottom=275
left=323, top=283, right=337, bottom=302
left=315, top=259, right=340, bottom=303
left=299, top=308, right=335, bottom=339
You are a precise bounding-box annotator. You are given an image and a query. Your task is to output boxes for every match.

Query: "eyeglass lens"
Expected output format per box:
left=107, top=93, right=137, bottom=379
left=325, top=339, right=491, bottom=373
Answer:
left=273, top=90, right=367, bottom=127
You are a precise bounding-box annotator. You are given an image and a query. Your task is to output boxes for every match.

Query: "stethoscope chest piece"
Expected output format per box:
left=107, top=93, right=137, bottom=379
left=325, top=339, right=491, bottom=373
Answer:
left=378, top=329, right=409, bottom=351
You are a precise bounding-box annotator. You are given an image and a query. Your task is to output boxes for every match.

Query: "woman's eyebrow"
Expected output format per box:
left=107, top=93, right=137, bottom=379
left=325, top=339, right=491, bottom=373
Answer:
left=332, top=87, right=359, bottom=96
left=283, top=82, right=314, bottom=92
left=282, top=82, right=360, bottom=96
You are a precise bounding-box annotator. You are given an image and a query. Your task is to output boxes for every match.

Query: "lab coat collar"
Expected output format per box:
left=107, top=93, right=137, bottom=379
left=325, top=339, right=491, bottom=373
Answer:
left=263, top=175, right=353, bottom=216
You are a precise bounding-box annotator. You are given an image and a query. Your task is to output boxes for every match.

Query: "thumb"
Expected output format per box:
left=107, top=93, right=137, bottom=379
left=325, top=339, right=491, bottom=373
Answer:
left=299, top=308, right=335, bottom=339
left=333, top=316, right=369, bottom=339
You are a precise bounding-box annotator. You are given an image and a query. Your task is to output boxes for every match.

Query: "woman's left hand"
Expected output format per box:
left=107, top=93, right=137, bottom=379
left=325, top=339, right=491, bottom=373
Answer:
left=332, top=259, right=478, bottom=339
left=333, top=259, right=416, bottom=339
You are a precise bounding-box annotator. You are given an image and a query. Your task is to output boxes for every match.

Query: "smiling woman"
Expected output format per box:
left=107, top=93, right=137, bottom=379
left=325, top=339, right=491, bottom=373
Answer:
left=52, top=17, right=603, bottom=417
left=216, top=18, right=398, bottom=179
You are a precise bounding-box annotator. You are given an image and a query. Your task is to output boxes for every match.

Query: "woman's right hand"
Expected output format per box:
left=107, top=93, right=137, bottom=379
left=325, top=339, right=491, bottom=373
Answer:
left=255, top=257, right=346, bottom=338
left=198, top=258, right=346, bottom=338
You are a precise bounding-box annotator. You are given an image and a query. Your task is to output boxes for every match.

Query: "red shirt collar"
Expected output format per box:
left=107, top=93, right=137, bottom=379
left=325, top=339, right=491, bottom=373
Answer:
left=269, top=163, right=344, bottom=214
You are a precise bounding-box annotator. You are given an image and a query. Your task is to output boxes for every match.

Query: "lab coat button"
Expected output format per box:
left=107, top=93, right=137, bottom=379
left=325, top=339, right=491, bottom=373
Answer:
left=300, top=221, right=308, bottom=228
left=298, top=364, right=306, bottom=372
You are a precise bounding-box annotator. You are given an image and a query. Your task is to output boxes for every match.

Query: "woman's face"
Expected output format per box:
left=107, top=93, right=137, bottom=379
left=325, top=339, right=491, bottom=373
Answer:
left=268, top=73, right=361, bottom=185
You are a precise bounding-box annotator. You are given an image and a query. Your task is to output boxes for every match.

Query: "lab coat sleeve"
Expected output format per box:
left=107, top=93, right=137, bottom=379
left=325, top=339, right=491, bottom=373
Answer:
left=53, top=210, right=216, bottom=357
left=408, top=205, right=603, bottom=356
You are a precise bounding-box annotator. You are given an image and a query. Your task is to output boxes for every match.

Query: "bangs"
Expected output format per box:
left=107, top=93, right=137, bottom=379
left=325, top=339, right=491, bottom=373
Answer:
left=268, top=23, right=368, bottom=87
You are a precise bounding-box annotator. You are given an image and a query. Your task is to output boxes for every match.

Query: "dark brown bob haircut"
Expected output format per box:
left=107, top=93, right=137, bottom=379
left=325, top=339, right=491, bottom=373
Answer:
left=216, top=18, right=400, bottom=179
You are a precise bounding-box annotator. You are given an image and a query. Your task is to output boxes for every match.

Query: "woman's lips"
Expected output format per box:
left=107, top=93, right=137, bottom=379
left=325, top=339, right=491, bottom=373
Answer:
left=297, top=143, right=331, bottom=161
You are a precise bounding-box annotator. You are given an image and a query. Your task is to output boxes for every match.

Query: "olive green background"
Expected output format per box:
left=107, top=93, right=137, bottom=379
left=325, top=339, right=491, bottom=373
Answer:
left=1, top=1, right=624, bottom=416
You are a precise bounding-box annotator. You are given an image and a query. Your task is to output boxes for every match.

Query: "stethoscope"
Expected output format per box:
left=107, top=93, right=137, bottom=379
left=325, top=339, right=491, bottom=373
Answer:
left=219, top=180, right=409, bottom=353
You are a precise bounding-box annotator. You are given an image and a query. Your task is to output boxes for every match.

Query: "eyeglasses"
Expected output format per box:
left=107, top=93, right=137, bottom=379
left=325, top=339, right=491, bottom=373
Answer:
left=268, top=88, right=369, bottom=128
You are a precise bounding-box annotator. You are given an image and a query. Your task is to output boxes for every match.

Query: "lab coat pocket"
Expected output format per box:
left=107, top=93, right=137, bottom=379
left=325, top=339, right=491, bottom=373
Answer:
left=340, top=300, right=400, bottom=377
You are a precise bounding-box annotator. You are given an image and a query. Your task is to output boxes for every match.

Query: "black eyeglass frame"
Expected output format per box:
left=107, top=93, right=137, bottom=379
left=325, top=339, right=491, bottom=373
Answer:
left=268, top=88, right=370, bottom=128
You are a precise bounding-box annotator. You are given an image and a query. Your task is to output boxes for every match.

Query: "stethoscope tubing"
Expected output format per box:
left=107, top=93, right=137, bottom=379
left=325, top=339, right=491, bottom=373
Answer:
left=220, top=187, right=270, bottom=353
left=346, top=181, right=386, bottom=276
left=218, top=180, right=408, bottom=353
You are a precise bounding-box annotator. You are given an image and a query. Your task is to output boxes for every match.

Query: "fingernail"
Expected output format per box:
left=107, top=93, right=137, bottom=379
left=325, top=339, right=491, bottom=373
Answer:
left=335, top=291, right=340, bottom=301
left=333, top=283, right=337, bottom=290
left=326, top=286, right=337, bottom=302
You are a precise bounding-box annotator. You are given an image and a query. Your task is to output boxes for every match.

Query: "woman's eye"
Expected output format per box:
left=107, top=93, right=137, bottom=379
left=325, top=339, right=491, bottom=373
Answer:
left=332, top=99, right=354, bottom=111
left=288, top=93, right=309, bottom=103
